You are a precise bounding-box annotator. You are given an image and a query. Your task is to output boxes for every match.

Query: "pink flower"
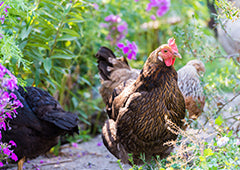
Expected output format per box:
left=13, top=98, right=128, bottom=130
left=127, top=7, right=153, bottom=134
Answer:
left=150, top=15, right=156, bottom=20
left=3, top=147, right=11, bottom=155
left=4, top=5, right=10, bottom=14
left=2, top=77, right=18, bottom=91
left=0, top=162, right=3, bottom=167
left=146, top=0, right=170, bottom=17
left=0, top=15, right=5, bottom=24
left=11, top=153, right=18, bottom=161
left=72, top=142, right=78, bottom=148
left=105, top=14, right=121, bottom=23
left=117, top=22, right=128, bottom=33
left=97, top=142, right=103, bottom=146
left=0, top=120, right=6, bottom=130
left=40, top=160, right=45, bottom=164
left=102, top=14, right=128, bottom=45
left=5, top=112, right=12, bottom=119
left=117, top=40, right=138, bottom=60
left=9, top=140, right=17, bottom=147
left=92, top=3, right=99, bottom=10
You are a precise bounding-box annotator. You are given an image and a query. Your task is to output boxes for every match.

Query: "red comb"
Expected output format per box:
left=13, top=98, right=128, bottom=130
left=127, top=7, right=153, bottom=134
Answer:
left=168, top=38, right=178, bottom=53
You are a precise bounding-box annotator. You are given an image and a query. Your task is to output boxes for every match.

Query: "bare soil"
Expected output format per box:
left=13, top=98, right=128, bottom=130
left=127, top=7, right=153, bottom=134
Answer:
left=5, top=93, right=240, bottom=170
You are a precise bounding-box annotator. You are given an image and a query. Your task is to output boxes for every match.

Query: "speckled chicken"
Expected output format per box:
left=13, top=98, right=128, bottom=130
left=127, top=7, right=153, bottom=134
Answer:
left=96, top=38, right=186, bottom=164
left=177, top=60, right=205, bottom=120
left=2, top=86, right=79, bottom=170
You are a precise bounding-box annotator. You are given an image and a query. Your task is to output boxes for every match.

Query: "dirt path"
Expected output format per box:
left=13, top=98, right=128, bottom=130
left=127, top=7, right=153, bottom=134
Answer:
left=7, top=134, right=131, bottom=170
left=6, top=93, right=240, bottom=170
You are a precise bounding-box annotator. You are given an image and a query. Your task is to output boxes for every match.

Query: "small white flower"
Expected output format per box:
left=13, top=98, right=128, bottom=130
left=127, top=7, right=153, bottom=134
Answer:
left=217, top=136, right=229, bottom=147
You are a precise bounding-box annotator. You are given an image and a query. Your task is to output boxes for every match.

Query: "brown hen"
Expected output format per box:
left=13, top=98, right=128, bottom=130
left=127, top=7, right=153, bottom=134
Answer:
left=96, top=38, right=186, bottom=165
left=177, top=60, right=205, bottom=120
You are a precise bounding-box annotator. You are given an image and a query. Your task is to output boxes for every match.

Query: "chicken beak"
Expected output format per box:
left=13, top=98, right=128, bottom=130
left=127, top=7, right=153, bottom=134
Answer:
left=173, top=52, right=182, bottom=59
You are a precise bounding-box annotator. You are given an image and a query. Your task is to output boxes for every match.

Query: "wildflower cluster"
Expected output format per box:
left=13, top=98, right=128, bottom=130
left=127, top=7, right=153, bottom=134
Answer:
left=117, top=40, right=138, bottom=60
left=0, top=1, right=10, bottom=25
left=146, top=0, right=171, bottom=20
left=100, top=14, right=128, bottom=46
left=0, top=64, right=23, bottom=166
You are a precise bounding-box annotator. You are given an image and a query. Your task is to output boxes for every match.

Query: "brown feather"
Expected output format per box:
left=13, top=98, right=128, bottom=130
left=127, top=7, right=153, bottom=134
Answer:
left=177, top=60, right=205, bottom=120
left=96, top=46, right=185, bottom=165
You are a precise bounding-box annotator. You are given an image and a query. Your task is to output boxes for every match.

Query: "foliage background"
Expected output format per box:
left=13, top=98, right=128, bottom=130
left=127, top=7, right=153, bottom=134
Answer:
left=0, top=0, right=239, bottom=169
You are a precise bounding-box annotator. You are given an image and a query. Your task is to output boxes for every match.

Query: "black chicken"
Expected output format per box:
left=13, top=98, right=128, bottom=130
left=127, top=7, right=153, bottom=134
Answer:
left=1, top=86, right=79, bottom=170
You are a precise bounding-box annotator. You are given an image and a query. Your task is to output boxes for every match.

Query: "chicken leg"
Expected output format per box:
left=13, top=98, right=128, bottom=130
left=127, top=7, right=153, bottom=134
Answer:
left=17, top=157, right=25, bottom=170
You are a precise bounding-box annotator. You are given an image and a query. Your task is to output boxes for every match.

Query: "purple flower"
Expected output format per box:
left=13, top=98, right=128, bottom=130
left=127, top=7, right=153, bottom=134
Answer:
left=13, top=99, right=23, bottom=108
left=146, top=0, right=170, bottom=17
left=102, top=14, right=128, bottom=45
left=2, top=78, right=18, bottom=91
left=0, top=2, right=10, bottom=24
left=5, top=112, right=12, bottom=119
left=117, top=22, right=128, bottom=33
left=39, top=160, right=45, bottom=164
left=0, top=15, right=5, bottom=24
left=72, top=142, right=78, bottom=148
left=9, top=140, right=17, bottom=147
left=99, top=23, right=108, bottom=28
left=0, top=121, right=6, bottom=130
left=11, top=153, right=18, bottom=161
left=10, top=93, right=17, bottom=100
left=97, top=142, right=103, bottom=146
left=135, top=0, right=139, bottom=1
left=3, top=147, right=11, bottom=155
left=117, top=40, right=138, bottom=60
left=105, top=14, right=121, bottom=23
left=0, top=162, right=3, bottom=167
left=150, top=15, right=156, bottom=20
left=92, top=3, right=99, bottom=10
left=4, top=5, right=10, bottom=14
left=0, top=64, right=21, bottom=165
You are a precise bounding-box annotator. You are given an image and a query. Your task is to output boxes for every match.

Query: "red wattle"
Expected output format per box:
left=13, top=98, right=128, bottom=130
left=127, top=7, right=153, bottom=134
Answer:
left=172, top=58, right=176, bottom=65
left=164, top=58, right=173, bottom=66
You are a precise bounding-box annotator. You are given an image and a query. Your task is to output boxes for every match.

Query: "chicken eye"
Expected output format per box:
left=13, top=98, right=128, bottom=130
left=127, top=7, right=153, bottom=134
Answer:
left=164, top=50, right=168, bottom=53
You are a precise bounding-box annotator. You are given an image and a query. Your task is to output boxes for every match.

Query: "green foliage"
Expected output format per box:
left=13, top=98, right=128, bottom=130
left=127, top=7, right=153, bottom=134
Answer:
left=1, top=0, right=240, bottom=169
left=216, top=0, right=240, bottom=20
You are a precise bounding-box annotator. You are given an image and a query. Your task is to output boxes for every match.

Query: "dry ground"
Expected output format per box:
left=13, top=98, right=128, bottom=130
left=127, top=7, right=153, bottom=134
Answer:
left=5, top=93, right=240, bottom=170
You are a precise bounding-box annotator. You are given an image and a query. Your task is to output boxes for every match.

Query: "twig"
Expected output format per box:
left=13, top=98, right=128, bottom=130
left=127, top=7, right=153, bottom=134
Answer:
left=39, top=158, right=74, bottom=167
left=216, top=92, right=240, bottom=115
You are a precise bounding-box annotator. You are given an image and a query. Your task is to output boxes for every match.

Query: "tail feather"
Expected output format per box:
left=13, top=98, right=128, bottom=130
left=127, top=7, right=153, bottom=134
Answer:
left=96, top=47, right=116, bottom=80
left=42, top=111, right=79, bottom=134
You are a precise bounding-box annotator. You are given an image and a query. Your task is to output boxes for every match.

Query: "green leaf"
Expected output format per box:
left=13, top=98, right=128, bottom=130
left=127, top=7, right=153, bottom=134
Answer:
left=61, top=28, right=80, bottom=37
left=43, top=58, right=52, bottom=74
left=27, top=43, right=51, bottom=50
left=57, top=35, right=77, bottom=41
left=71, top=97, right=79, bottom=109
left=227, top=130, right=233, bottom=137
left=51, top=54, right=75, bottom=59
left=19, top=26, right=32, bottom=40
left=215, top=115, right=223, bottom=126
